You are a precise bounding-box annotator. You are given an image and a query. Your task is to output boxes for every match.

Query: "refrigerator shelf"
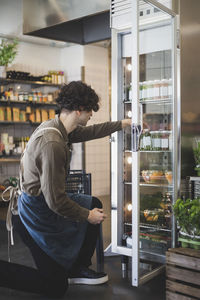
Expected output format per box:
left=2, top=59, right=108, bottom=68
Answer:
left=140, top=150, right=171, bottom=153
left=124, top=149, right=172, bottom=153
left=123, top=181, right=173, bottom=188
left=123, top=100, right=132, bottom=104
left=140, top=223, right=171, bottom=232
left=139, top=98, right=172, bottom=105
left=139, top=183, right=173, bottom=188
left=124, top=222, right=171, bottom=232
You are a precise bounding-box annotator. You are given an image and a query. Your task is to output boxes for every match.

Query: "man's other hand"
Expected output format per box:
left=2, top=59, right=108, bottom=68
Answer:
left=87, top=208, right=107, bottom=224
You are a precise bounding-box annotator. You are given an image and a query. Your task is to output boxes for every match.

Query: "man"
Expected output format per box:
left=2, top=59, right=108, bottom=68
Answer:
left=0, top=81, right=131, bottom=298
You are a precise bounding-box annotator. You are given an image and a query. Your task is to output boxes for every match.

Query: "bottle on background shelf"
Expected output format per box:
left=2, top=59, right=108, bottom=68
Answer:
left=160, top=131, right=169, bottom=151
left=141, top=129, right=151, bottom=150
left=151, top=131, right=161, bottom=151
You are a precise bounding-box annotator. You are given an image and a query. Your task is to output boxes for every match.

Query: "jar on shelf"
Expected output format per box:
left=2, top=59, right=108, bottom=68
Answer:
left=151, top=131, right=161, bottom=151
left=146, top=81, right=154, bottom=100
left=23, top=92, right=28, bottom=102
left=139, top=131, right=144, bottom=150
left=139, top=82, right=143, bottom=101
left=153, top=80, right=160, bottom=100
left=18, top=93, right=24, bottom=102
left=33, top=92, right=38, bottom=102
left=168, top=78, right=173, bottom=97
left=142, top=129, right=151, bottom=150
left=160, top=131, right=169, bottom=151
left=168, top=131, right=173, bottom=151
left=160, top=79, right=169, bottom=99
left=28, top=93, right=33, bottom=102
left=142, top=81, right=147, bottom=101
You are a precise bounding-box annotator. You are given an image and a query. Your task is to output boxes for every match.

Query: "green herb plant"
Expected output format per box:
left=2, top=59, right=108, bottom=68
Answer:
left=173, top=198, right=200, bottom=237
left=193, top=140, right=200, bottom=167
left=0, top=39, right=18, bottom=66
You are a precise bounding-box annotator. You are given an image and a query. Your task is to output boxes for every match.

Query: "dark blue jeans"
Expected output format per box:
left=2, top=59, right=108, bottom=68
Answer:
left=0, top=197, right=102, bottom=298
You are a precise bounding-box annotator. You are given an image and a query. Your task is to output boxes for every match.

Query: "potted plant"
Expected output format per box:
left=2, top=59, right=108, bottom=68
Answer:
left=193, top=139, right=200, bottom=176
left=173, top=198, right=200, bottom=249
left=0, top=39, right=18, bottom=78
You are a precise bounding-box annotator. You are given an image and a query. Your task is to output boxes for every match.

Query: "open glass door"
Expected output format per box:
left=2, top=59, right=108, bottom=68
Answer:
left=111, top=0, right=178, bottom=286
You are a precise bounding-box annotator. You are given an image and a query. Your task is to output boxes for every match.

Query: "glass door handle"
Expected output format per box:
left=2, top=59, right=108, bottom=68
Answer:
left=132, top=124, right=142, bottom=152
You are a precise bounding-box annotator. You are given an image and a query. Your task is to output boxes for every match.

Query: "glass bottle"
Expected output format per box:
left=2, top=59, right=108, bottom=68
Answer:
left=168, top=132, right=173, bottom=151
left=152, top=131, right=161, bottom=151
left=139, top=132, right=144, bottom=150
left=139, top=82, right=143, bottom=101
left=153, top=80, right=160, bottom=100
left=143, top=129, right=151, bottom=150
left=142, top=81, right=147, bottom=101
left=160, top=131, right=169, bottom=151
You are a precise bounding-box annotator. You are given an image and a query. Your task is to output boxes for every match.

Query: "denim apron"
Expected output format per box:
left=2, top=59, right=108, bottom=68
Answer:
left=16, top=126, right=92, bottom=270
left=18, top=191, right=92, bottom=271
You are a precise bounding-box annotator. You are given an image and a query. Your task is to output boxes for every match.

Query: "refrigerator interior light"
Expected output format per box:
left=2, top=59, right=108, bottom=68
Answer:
left=127, top=110, right=132, bottom=118
left=127, top=156, right=132, bottom=164
left=127, top=64, right=132, bottom=71
left=127, top=203, right=132, bottom=211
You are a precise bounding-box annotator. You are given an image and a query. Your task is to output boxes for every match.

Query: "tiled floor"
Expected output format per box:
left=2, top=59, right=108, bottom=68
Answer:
left=0, top=197, right=166, bottom=300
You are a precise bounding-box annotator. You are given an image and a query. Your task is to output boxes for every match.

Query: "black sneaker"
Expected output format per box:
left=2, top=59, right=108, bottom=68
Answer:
left=68, top=266, right=108, bottom=285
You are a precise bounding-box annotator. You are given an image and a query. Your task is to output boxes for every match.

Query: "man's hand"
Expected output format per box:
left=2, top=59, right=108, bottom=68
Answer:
left=87, top=208, right=107, bottom=224
left=121, top=119, right=149, bottom=130
left=121, top=119, right=132, bottom=128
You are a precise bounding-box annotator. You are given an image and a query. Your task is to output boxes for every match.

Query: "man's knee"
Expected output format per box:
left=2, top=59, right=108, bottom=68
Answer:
left=91, top=197, right=102, bottom=209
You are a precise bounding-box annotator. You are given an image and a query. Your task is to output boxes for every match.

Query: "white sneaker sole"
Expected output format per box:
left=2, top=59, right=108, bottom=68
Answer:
left=68, top=275, right=108, bottom=285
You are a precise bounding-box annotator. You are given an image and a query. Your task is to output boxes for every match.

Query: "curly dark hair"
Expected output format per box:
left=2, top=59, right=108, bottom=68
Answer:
left=56, top=81, right=100, bottom=113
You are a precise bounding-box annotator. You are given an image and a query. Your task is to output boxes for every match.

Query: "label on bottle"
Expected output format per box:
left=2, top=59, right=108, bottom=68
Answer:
left=168, top=85, right=172, bottom=96
left=161, top=138, right=169, bottom=149
left=154, top=86, right=159, bottom=98
left=143, top=87, right=147, bottom=100
left=169, top=133, right=172, bottom=150
left=149, top=86, right=154, bottom=99
left=154, top=138, right=160, bottom=148
left=143, top=136, right=151, bottom=148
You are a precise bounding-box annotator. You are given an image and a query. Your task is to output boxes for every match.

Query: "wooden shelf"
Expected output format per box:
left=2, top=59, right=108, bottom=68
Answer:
left=0, top=121, right=40, bottom=125
left=0, top=99, right=58, bottom=106
left=0, top=158, right=20, bottom=163
left=0, top=77, right=62, bottom=87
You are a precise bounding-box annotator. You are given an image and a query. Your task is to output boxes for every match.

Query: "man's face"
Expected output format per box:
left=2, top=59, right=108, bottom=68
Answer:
left=78, top=110, right=93, bottom=126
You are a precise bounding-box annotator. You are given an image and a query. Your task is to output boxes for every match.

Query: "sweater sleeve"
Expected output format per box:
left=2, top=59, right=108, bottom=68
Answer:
left=36, top=141, right=89, bottom=221
left=68, top=121, right=122, bottom=143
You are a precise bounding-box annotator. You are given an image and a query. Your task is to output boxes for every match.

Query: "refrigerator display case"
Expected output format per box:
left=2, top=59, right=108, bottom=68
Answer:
left=111, top=0, right=179, bottom=286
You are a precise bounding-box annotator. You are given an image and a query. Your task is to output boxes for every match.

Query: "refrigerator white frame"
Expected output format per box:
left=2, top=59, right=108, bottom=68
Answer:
left=111, top=0, right=179, bottom=287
